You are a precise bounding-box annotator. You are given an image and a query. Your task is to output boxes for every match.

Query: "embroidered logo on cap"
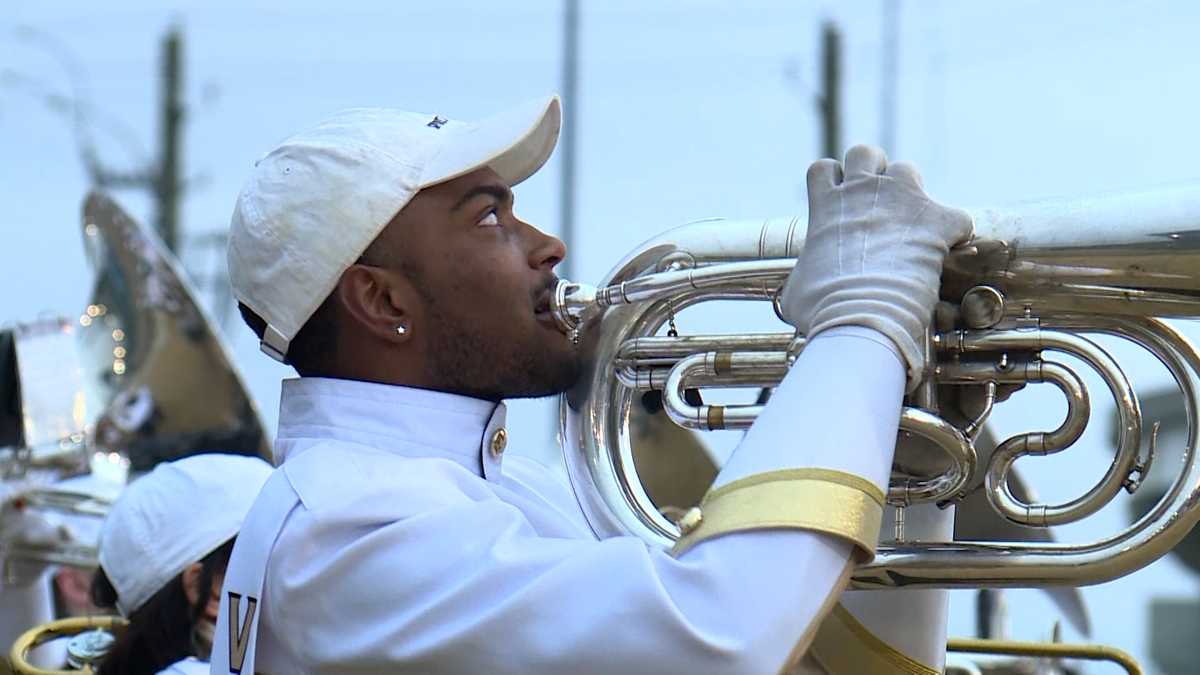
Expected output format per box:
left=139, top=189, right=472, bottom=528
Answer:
left=427, top=116, right=447, bottom=129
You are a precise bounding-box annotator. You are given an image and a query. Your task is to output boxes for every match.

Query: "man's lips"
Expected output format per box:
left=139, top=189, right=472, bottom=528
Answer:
left=534, top=282, right=569, bottom=335
left=534, top=304, right=558, bottom=328
left=534, top=280, right=555, bottom=314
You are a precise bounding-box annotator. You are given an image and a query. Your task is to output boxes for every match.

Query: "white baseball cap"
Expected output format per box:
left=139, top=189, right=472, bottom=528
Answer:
left=97, top=453, right=273, bottom=616
left=228, top=95, right=562, bottom=362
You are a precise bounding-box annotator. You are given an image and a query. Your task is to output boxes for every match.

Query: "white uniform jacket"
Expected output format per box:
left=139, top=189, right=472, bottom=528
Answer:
left=213, top=328, right=948, bottom=675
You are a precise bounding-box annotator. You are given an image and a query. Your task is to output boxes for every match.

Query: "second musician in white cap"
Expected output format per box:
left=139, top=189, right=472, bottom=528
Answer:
left=93, top=453, right=272, bottom=675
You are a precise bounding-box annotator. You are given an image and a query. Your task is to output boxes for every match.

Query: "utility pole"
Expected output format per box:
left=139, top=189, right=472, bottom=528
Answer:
left=880, top=0, right=900, bottom=155
left=157, top=27, right=184, bottom=253
left=817, top=22, right=841, bottom=159
left=559, top=0, right=580, bottom=282
left=78, top=25, right=186, bottom=254
left=11, top=25, right=235, bottom=321
left=760, top=23, right=842, bottom=410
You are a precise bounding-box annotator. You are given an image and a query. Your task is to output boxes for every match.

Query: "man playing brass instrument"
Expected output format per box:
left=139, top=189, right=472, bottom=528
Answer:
left=212, top=96, right=971, bottom=674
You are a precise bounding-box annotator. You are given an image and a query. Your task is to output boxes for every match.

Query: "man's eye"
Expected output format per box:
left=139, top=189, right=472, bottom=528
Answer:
left=479, top=210, right=500, bottom=226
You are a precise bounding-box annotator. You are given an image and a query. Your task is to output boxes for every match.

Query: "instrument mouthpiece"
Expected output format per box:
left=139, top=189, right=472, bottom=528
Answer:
left=550, top=279, right=597, bottom=334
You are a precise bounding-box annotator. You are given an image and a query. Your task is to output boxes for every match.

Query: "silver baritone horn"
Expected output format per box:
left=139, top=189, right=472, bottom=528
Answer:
left=551, top=182, right=1200, bottom=591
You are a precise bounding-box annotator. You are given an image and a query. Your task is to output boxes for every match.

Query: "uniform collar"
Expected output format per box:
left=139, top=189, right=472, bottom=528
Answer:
left=275, top=377, right=507, bottom=479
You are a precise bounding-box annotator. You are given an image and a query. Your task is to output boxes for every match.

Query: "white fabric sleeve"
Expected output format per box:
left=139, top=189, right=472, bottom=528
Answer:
left=673, top=325, right=907, bottom=671
left=714, top=324, right=906, bottom=491
left=746, top=327, right=948, bottom=672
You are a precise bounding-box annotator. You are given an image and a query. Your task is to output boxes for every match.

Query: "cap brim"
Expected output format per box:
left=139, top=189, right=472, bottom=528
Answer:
left=420, top=95, right=561, bottom=189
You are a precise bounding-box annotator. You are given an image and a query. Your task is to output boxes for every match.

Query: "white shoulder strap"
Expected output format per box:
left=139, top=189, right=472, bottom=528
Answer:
left=209, top=469, right=300, bottom=675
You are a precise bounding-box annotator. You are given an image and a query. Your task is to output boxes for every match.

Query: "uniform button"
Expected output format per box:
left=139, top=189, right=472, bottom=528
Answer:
left=489, top=428, right=508, bottom=457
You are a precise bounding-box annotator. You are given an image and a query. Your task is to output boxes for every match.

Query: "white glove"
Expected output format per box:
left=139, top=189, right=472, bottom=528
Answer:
left=780, top=145, right=973, bottom=391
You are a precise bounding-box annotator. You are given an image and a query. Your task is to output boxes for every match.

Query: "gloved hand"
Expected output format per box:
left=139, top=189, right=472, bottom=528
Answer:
left=780, top=145, right=973, bottom=391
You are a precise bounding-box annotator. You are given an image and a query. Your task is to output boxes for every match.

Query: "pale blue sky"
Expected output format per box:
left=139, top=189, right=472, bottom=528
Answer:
left=4, top=2, right=1200, bottom=671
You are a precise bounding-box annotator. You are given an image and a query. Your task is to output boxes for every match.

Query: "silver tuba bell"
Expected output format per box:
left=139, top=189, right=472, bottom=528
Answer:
left=2, top=192, right=270, bottom=580
left=553, top=181, right=1200, bottom=591
left=3, top=192, right=269, bottom=673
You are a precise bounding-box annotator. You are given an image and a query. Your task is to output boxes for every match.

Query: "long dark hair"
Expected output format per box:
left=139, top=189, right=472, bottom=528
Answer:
left=90, top=538, right=235, bottom=675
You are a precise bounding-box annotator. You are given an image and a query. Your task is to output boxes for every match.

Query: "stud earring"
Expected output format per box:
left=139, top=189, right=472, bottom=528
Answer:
left=396, top=324, right=409, bottom=336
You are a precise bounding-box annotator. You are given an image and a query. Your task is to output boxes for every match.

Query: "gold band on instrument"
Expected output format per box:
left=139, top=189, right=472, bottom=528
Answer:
left=9, top=615, right=127, bottom=675
left=946, top=637, right=1143, bottom=675
left=809, top=604, right=939, bottom=675
left=671, top=468, right=885, bottom=559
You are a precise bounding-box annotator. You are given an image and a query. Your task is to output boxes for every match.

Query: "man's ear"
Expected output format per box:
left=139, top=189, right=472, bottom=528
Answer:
left=334, top=265, right=419, bottom=344
left=181, top=562, right=203, bottom=606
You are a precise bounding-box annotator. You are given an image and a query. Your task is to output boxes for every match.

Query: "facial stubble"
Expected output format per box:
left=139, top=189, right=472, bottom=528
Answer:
left=410, top=269, right=581, bottom=401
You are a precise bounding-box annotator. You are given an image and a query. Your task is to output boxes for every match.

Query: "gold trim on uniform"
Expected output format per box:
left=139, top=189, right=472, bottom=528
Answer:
left=809, top=604, right=940, bottom=675
left=670, top=468, right=885, bottom=559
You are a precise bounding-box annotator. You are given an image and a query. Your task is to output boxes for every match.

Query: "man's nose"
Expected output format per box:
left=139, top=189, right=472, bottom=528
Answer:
left=528, top=225, right=566, bottom=271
